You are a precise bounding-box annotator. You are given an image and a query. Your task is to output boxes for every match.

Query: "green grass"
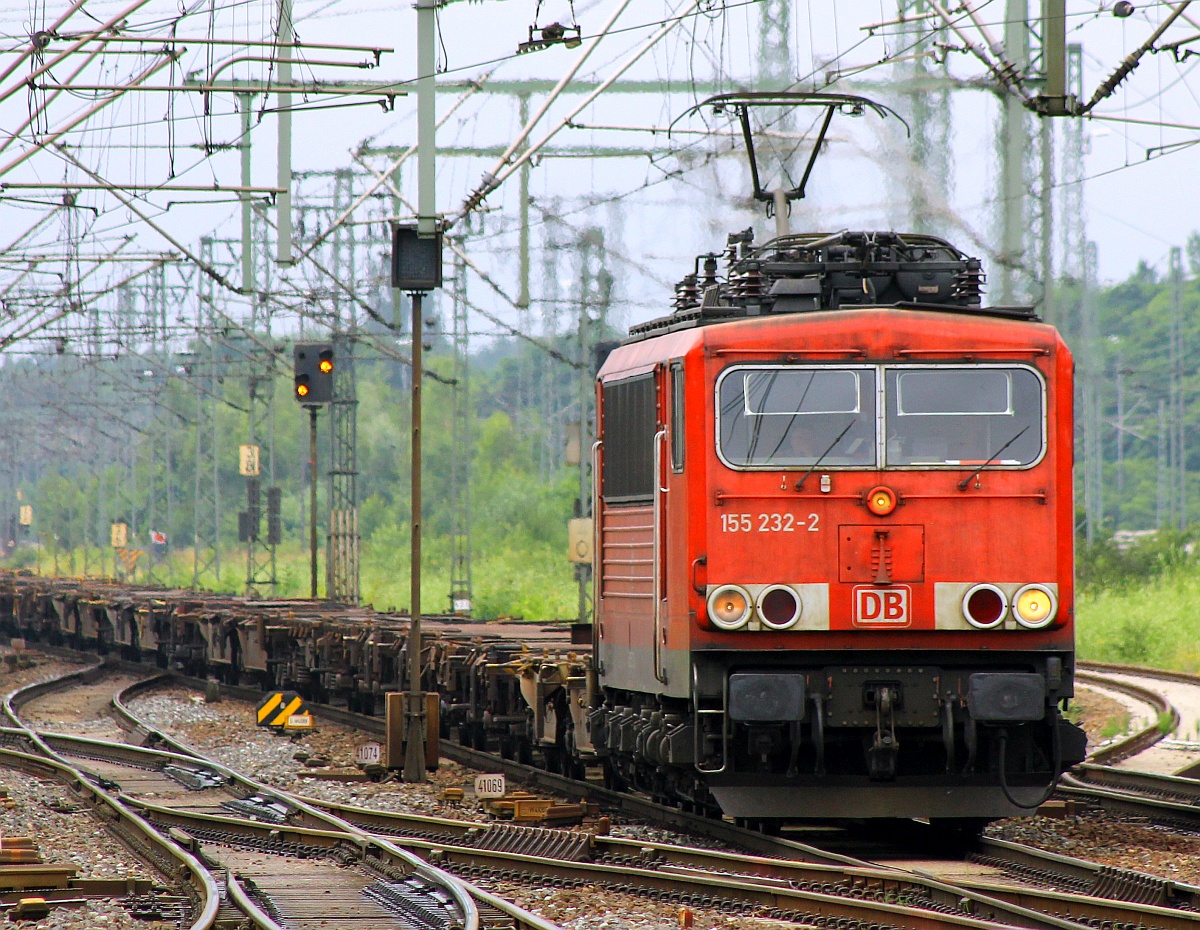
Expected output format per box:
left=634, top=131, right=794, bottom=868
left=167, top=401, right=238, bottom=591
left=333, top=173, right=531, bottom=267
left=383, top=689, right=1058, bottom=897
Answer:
left=20, top=532, right=1200, bottom=642
left=1077, top=561, right=1200, bottom=671
left=5, top=539, right=582, bottom=622
left=1099, top=713, right=1131, bottom=740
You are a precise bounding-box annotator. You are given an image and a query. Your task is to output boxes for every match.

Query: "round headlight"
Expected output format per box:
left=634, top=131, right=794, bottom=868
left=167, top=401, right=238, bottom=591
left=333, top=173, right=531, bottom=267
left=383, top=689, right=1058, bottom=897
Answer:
left=1013, top=584, right=1057, bottom=629
left=707, top=585, right=752, bottom=630
left=962, top=583, right=1007, bottom=629
left=866, top=486, right=898, bottom=516
left=757, top=585, right=802, bottom=630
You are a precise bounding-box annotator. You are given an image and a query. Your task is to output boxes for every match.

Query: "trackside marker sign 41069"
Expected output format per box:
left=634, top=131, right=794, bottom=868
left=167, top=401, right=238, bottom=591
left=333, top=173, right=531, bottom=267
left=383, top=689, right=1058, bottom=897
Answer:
left=474, top=774, right=506, bottom=798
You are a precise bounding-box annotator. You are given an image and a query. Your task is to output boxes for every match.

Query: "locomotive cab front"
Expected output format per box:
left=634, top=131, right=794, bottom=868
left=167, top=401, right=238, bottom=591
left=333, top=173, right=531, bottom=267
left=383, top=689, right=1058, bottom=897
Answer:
left=591, top=230, right=1087, bottom=823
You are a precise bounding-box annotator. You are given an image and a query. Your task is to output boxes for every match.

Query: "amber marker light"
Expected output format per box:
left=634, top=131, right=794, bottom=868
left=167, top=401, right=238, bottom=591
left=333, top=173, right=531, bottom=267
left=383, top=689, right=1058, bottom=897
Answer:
left=296, top=382, right=310, bottom=398
left=319, top=359, right=334, bottom=374
left=707, top=584, right=752, bottom=630
left=1012, top=584, right=1057, bottom=629
left=866, top=486, right=898, bottom=516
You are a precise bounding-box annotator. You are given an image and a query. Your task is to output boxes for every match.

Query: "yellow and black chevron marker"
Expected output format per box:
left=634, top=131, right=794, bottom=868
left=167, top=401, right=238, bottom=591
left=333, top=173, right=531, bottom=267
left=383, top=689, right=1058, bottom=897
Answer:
left=256, top=691, right=312, bottom=730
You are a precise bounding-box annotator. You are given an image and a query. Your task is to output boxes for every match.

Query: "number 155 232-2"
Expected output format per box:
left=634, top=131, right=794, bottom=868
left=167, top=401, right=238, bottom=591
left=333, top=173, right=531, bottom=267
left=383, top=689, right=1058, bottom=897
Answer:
left=719, top=513, right=819, bottom=533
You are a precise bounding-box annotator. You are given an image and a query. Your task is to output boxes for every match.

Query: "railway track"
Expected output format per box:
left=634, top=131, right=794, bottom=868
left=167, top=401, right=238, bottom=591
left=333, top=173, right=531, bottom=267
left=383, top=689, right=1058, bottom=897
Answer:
left=1046, top=663, right=1200, bottom=829
left=12, top=644, right=1200, bottom=929
left=104, top=660, right=1200, bottom=930
left=0, top=662, right=221, bottom=928
left=4, top=664, right=513, bottom=930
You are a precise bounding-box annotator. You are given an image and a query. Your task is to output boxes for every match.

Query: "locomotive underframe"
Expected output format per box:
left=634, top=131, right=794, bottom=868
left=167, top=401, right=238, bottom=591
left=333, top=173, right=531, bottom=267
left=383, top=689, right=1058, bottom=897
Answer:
left=589, top=648, right=1087, bottom=820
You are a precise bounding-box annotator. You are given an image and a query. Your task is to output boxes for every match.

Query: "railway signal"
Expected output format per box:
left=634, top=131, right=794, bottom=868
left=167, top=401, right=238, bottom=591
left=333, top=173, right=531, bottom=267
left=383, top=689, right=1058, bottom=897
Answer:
left=293, top=343, right=334, bottom=404
left=293, top=342, right=334, bottom=599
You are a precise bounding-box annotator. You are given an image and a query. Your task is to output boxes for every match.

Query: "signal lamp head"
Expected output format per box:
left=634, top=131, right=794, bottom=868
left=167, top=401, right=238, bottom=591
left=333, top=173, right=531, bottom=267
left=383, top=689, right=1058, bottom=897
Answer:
left=319, top=359, right=333, bottom=374
left=962, top=583, right=1007, bottom=629
left=866, top=486, right=898, bottom=516
left=1012, top=584, right=1057, bottom=629
left=757, top=585, right=802, bottom=630
left=295, top=380, right=310, bottom=398
left=707, top=584, right=752, bottom=630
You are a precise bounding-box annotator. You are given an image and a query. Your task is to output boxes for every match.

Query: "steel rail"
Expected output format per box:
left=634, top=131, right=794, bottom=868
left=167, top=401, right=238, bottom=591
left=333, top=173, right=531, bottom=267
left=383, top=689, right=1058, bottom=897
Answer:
left=112, top=671, right=1200, bottom=930
left=975, top=835, right=1200, bottom=911
left=2, top=667, right=222, bottom=929
left=12, top=604, right=1200, bottom=930
left=293, top=791, right=1200, bottom=930
left=11, top=665, right=483, bottom=930
left=1049, top=663, right=1200, bottom=835
left=22, top=727, right=480, bottom=929
left=1075, top=666, right=1178, bottom=765
left=30, top=662, right=558, bottom=930
left=123, top=801, right=1055, bottom=930
left=225, top=871, right=287, bottom=930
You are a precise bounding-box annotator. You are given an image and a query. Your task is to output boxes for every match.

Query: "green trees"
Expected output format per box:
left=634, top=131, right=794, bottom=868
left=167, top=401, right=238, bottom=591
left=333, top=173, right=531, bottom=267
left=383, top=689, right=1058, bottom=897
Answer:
left=0, top=333, right=587, bottom=618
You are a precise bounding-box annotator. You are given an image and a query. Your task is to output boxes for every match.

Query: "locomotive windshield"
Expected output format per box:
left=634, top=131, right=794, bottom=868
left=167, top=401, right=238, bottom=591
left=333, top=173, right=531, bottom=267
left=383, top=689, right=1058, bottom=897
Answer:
left=716, top=364, right=1045, bottom=469
left=718, top=367, right=876, bottom=467
left=885, top=367, right=1043, bottom=466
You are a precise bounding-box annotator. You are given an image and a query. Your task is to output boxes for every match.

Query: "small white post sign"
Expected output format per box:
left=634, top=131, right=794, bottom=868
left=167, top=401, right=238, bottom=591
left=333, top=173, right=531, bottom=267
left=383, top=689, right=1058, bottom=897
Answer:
left=473, top=773, right=506, bottom=798
left=354, top=742, right=382, bottom=766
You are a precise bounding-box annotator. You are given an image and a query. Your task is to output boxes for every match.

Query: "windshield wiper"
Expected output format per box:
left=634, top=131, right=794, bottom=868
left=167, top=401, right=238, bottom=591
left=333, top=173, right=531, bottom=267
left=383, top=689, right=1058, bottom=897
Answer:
left=957, top=425, right=1030, bottom=491
left=795, top=419, right=856, bottom=490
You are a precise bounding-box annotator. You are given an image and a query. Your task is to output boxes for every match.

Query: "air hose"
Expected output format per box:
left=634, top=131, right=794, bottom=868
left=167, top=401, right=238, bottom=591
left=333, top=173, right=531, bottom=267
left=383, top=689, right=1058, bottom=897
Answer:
left=996, top=718, right=1061, bottom=810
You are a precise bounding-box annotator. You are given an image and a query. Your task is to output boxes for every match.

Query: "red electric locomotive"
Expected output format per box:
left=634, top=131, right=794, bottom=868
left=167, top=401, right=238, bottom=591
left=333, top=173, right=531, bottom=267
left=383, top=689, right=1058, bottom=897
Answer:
left=587, top=228, right=1087, bottom=826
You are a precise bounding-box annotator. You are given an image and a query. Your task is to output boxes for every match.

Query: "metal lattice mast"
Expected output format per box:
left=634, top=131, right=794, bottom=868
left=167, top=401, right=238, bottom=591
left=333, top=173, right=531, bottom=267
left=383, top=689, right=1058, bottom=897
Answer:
left=1035, top=119, right=1055, bottom=326
left=448, top=245, right=472, bottom=615
left=996, top=0, right=1033, bottom=304
left=144, top=264, right=173, bottom=584
left=245, top=206, right=278, bottom=595
left=1058, top=44, right=1086, bottom=336
left=193, top=236, right=221, bottom=588
left=575, top=227, right=611, bottom=623
left=538, top=207, right=565, bottom=479
left=111, top=283, right=143, bottom=581
left=516, top=95, right=537, bottom=445
left=328, top=169, right=359, bottom=603
left=896, top=0, right=954, bottom=233
left=1158, top=397, right=1170, bottom=528
left=1026, top=3, right=1059, bottom=326
left=758, top=0, right=790, bottom=86
left=1170, top=245, right=1186, bottom=529
left=1058, top=42, right=1102, bottom=540
left=1081, top=241, right=1102, bottom=541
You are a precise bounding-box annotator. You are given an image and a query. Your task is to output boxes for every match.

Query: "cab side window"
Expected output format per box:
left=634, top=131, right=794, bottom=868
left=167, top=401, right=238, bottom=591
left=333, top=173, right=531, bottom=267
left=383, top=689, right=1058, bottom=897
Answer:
left=670, top=362, right=684, bottom=473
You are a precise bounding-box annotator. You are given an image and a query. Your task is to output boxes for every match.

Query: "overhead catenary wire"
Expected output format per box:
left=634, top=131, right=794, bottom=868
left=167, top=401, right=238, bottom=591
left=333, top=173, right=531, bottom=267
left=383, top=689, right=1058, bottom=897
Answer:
left=453, top=0, right=710, bottom=224
left=459, top=0, right=636, bottom=216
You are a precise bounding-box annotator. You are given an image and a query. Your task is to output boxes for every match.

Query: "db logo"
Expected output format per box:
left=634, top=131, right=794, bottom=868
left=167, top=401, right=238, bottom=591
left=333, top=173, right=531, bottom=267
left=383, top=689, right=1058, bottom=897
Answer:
left=853, top=586, right=911, bottom=626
